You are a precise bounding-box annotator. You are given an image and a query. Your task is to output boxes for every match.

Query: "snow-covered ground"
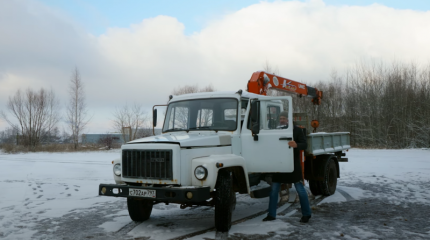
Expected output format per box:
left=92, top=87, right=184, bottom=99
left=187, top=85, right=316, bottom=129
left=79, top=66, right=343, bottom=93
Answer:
left=1, top=149, right=429, bottom=240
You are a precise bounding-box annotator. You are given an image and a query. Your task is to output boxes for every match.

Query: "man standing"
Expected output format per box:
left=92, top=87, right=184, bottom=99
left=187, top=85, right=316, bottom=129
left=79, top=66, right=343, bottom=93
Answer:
left=263, top=111, right=312, bottom=223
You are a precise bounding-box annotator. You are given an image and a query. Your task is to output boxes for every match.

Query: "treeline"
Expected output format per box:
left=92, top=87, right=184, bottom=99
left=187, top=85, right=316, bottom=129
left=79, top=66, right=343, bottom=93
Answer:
left=2, top=63, right=429, bottom=151
left=287, top=62, right=430, bottom=148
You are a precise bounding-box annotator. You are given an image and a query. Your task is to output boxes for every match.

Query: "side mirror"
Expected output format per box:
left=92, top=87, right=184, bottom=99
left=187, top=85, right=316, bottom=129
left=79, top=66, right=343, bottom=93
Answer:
left=250, top=100, right=260, bottom=139
left=153, top=109, right=157, bottom=127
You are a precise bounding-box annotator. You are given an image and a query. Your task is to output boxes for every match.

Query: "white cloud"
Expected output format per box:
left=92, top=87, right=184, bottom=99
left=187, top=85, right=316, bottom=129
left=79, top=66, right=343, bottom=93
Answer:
left=1, top=0, right=430, bottom=133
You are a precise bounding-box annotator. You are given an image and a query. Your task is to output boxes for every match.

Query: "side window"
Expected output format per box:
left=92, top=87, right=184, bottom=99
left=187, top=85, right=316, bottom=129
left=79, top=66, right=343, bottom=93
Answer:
left=246, top=99, right=290, bottom=131
left=241, top=99, right=248, bottom=120
left=246, top=99, right=265, bottom=130
left=265, top=106, right=281, bottom=130
left=241, top=99, right=251, bottom=130
left=196, top=109, right=213, bottom=127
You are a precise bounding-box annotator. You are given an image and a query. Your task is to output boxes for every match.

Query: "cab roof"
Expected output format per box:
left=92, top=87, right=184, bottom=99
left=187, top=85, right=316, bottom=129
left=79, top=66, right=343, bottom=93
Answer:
left=169, top=90, right=268, bottom=102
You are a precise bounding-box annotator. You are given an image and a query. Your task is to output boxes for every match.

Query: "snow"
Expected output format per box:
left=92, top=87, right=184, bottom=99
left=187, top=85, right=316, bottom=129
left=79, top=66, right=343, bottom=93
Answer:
left=0, top=150, right=121, bottom=239
left=98, top=210, right=131, bottom=232
left=0, top=148, right=429, bottom=239
left=339, top=149, right=430, bottom=205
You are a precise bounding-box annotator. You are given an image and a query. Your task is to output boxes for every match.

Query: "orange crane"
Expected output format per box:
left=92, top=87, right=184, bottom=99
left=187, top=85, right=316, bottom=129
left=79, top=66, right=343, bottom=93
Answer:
left=247, top=71, right=323, bottom=105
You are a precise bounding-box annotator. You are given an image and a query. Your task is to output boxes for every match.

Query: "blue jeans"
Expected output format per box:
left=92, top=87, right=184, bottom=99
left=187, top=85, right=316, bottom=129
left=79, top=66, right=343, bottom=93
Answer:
left=268, top=181, right=312, bottom=218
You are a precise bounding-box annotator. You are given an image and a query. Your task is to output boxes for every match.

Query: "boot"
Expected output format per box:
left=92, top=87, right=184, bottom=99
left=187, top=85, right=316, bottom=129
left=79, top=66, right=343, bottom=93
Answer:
left=299, top=215, right=311, bottom=223
left=262, top=215, right=276, bottom=221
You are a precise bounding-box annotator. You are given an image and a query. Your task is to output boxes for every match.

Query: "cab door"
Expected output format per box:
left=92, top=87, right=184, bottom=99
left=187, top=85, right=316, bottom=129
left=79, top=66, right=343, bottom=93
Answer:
left=241, top=96, right=294, bottom=173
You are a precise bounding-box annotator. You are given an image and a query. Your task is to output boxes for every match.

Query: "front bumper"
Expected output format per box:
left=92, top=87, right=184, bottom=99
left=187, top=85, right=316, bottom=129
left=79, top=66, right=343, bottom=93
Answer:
left=98, top=184, right=211, bottom=203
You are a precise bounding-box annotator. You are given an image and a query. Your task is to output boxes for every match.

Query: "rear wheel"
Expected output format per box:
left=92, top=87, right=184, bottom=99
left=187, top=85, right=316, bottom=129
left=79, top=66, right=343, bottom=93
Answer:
left=127, top=197, right=153, bottom=221
left=214, top=170, right=236, bottom=232
left=320, top=158, right=337, bottom=196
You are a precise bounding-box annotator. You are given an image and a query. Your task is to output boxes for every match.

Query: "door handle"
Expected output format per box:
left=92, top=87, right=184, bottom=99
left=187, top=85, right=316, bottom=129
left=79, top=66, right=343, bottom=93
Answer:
left=279, top=137, right=293, bottom=148
left=279, top=137, right=292, bottom=140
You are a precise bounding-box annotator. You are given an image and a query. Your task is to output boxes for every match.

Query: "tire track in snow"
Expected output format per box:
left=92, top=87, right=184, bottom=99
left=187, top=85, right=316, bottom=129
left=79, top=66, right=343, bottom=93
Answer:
left=337, top=188, right=355, bottom=201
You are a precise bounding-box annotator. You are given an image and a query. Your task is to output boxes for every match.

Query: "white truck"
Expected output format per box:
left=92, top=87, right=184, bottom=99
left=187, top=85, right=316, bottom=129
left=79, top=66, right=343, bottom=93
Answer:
left=99, top=72, right=350, bottom=232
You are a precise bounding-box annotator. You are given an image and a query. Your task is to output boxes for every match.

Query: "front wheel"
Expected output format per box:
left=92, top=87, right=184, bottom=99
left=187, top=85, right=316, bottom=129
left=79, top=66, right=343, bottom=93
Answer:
left=127, top=197, right=153, bottom=221
left=214, top=170, right=236, bottom=232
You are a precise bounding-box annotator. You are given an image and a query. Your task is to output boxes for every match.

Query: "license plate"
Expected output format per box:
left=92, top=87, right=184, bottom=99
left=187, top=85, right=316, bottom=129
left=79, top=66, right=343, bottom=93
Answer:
left=129, top=188, right=156, bottom=198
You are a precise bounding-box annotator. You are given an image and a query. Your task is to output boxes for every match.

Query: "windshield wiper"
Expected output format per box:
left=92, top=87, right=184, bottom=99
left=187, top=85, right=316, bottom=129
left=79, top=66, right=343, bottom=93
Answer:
left=188, top=126, right=212, bottom=130
left=164, top=128, right=185, bottom=132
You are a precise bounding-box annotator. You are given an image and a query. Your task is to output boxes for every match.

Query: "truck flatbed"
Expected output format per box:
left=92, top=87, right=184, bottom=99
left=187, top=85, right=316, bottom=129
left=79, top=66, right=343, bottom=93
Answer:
left=306, top=132, right=351, bottom=156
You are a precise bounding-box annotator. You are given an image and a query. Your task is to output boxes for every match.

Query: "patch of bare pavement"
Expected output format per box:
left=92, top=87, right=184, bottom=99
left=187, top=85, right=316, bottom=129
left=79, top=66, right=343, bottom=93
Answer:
left=211, top=200, right=429, bottom=240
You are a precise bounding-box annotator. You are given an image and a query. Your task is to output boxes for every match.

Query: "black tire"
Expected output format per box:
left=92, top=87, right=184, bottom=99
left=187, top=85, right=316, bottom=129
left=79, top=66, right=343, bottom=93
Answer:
left=127, top=197, right=153, bottom=222
left=309, top=180, right=322, bottom=196
left=214, top=170, right=236, bottom=232
left=320, top=158, right=338, bottom=196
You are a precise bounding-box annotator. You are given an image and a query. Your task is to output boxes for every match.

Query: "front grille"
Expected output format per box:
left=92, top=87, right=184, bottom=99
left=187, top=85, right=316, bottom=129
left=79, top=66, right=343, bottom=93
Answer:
left=122, top=150, right=173, bottom=180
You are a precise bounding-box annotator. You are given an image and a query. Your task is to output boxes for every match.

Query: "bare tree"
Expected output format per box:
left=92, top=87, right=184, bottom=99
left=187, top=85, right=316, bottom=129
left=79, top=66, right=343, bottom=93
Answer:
left=66, top=67, right=90, bottom=150
left=98, top=133, right=114, bottom=150
left=199, top=84, right=216, bottom=93
left=262, top=60, right=279, bottom=75
left=171, top=84, right=215, bottom=95
left=112, top=103, right=149, bottom=143
left=0, top=88, right=60, bottom=150
left=45, top=90, right=60, bottom=138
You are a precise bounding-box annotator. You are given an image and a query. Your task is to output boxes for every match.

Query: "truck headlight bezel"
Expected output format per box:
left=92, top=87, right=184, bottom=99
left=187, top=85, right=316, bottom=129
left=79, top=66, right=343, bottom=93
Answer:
left=113, top=163, right=121, bottom=176
left=194, top=166, right=208, bottom=180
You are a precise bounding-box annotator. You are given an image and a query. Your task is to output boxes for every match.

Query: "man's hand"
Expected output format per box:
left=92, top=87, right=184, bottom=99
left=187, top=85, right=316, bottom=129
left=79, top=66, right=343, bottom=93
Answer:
left=288, top=141, right=297, bottom=148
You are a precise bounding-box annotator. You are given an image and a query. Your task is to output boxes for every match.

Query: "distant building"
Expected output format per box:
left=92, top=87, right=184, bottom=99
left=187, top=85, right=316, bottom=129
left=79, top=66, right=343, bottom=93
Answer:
left=81, top=129, right=162, bottom=144
left=81, top=133, right=126, bottom=144
left=152, top=129, right=163, bottom=136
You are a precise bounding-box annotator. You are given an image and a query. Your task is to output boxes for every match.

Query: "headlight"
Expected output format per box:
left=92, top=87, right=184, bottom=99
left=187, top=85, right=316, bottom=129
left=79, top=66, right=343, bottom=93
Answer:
left=113, top=163, right=121, bottom=176
left=194, top=166, right=207, bottom=180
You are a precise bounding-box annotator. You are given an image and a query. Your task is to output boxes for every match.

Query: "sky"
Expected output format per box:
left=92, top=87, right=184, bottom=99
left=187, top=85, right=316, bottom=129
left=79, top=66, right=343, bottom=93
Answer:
left=1, top=0, right=430, bottom=133
left=36, top=0, right=430, bottom=36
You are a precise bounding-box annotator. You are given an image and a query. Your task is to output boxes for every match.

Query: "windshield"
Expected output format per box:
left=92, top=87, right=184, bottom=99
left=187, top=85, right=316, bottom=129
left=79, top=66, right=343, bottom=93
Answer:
left=163, top=98, right=238, bottom=132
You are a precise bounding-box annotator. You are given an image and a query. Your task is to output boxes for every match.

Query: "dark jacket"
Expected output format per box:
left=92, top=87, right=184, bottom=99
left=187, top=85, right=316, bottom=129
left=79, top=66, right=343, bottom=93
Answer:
left=271, top=126, right=308, bottom=183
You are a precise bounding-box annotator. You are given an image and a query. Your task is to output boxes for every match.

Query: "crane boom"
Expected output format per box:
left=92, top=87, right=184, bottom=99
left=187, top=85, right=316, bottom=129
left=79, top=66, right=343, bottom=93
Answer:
left=247, top=71, right=323, bottom=105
